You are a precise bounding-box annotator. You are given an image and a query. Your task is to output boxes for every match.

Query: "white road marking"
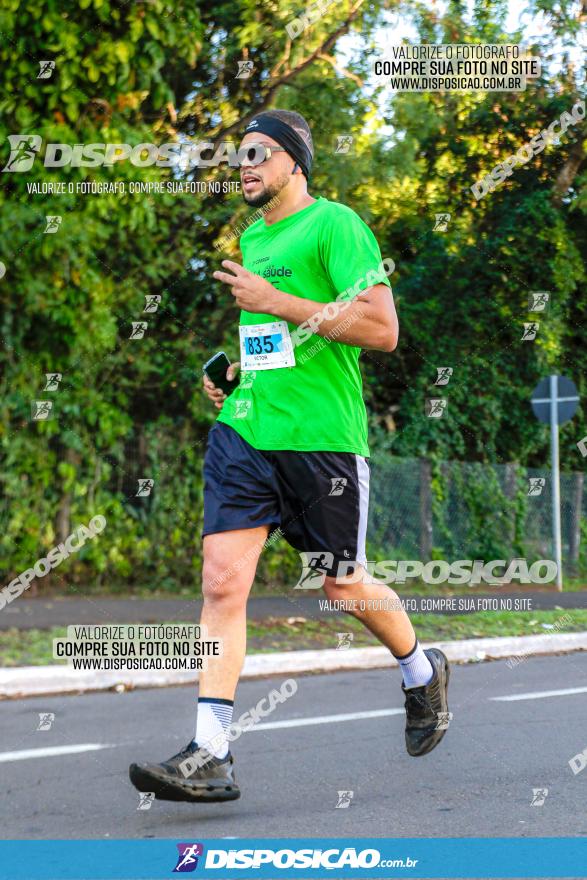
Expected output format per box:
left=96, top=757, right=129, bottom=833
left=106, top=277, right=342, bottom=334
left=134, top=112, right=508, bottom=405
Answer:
left=250, top=708, right=405, bottom=731
left=3, top=685, right=585, bottom=763
left=491, top=686, right=587, bottom=702
left=0, top=743, right=111, bottom=763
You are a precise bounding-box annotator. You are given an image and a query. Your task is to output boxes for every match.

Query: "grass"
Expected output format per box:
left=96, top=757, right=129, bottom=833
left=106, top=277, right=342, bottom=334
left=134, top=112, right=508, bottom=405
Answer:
left=1, top=609, right=586, bottom=667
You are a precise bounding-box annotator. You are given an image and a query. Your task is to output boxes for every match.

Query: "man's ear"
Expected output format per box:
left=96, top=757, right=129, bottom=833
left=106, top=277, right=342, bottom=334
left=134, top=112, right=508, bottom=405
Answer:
left=292, top=162, right=300, bottom=174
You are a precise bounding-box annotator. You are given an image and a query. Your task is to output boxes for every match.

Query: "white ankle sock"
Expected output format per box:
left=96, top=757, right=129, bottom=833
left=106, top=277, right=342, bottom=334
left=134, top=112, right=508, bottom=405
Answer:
left=396, top=641, right=434, bottom=689
left=194, top=698, right=234, bottom=759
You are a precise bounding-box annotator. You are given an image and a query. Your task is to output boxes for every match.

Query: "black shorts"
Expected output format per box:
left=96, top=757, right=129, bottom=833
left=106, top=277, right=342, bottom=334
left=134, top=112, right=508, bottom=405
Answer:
left=202, top=422, right=369, bottom=576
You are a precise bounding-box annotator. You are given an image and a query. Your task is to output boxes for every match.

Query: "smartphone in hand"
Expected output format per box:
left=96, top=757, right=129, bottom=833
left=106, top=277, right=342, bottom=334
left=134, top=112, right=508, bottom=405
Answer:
left=203, top=351, right=239, bottom=396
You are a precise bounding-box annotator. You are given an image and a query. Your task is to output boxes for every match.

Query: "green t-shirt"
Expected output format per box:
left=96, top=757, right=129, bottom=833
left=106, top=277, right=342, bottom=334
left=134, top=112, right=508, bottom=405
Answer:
left=217, top=196, right=391, bottom=456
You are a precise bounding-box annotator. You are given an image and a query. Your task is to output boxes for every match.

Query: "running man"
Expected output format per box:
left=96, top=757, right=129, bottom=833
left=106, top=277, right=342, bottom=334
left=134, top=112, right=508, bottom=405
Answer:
left=129, top=110, right=450, bottom=802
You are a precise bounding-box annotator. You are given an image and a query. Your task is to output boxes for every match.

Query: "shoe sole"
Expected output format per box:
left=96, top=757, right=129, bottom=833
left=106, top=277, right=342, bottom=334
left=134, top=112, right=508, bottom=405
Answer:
left=407, top=648, right=451, bottom=757
left=129, top=763, right=241, bottom=803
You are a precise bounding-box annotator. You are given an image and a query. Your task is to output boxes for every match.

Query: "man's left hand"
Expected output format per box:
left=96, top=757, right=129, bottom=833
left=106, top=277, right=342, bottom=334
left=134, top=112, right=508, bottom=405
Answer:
left=213, top=260, right=280, bottom=313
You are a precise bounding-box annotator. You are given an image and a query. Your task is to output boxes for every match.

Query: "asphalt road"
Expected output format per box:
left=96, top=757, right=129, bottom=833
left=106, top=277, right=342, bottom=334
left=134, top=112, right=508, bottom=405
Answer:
left=2, top=592, right=586, bottom=630
left=1, top=654, right=587, bottom=840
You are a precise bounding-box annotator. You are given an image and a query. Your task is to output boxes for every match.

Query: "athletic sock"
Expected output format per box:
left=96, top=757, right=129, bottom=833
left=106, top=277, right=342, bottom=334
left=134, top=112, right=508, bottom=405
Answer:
left=395, top=640, right=434, bottom=689
left=194, top=697, right=234, bottom=759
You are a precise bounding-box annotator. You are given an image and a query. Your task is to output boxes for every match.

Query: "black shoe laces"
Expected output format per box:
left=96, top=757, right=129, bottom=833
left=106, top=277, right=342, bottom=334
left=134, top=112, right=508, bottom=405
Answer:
left=404, top=687, right=433, bottom=719
left=169, top=742, right=198, bottom=762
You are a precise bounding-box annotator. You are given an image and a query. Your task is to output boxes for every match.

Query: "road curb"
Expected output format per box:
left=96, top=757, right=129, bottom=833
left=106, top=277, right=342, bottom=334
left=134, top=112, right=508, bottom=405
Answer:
left=1, top=631, right=586, bottom=699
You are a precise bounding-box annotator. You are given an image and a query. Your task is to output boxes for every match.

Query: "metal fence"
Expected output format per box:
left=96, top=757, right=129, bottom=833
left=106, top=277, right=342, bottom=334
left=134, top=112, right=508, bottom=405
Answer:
left=367, top=455, right=586, bottom=577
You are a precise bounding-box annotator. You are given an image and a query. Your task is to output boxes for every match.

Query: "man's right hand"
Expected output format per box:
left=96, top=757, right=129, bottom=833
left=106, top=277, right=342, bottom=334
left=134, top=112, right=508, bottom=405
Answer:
left=202, top=362, right=240, bottom=410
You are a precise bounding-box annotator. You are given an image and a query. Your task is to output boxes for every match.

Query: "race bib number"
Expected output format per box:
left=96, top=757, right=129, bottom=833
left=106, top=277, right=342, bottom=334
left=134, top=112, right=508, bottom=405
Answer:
left=239, top=321, right=295, bottom=370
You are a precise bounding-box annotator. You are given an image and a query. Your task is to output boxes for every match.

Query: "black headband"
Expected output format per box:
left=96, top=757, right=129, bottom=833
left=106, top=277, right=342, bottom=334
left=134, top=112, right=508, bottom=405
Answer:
left=243, top=115, right=313, bottom=180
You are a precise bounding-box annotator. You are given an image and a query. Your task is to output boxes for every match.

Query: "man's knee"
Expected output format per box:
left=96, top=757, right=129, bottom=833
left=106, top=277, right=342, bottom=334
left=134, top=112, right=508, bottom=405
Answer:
left=202, top=553, right=250, bottom=605
left=322, top=573, right=358, bottom=602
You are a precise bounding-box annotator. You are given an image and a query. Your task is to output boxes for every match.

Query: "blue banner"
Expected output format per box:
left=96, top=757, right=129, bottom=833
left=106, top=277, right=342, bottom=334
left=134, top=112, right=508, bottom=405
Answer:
left=0, top=838, right=585, bottom=879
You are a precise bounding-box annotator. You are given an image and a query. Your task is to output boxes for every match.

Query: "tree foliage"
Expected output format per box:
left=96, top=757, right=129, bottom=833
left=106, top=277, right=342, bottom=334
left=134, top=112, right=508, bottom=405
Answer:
left=0, top=0, right=585, bottom=587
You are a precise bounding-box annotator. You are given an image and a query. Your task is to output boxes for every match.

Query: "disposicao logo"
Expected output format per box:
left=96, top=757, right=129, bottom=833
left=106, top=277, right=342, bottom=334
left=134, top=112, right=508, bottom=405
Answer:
left=173, top=843, right=204, bottom=872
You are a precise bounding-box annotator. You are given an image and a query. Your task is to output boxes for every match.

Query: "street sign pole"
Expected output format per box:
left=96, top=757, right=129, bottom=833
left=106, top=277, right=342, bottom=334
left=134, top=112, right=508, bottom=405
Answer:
left=550, top=375, right=563, bottom=590
left=531, top=374, right=580, bottom=593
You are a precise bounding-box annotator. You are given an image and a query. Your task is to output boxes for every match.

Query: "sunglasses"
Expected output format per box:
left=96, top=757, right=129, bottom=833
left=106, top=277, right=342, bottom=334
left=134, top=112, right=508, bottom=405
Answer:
left=236, top=143, right=287, bottom=168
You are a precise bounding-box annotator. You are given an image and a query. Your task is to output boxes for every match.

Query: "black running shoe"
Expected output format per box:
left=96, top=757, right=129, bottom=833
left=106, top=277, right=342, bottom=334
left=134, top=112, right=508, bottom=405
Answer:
left=129, top=741, right=240, bottom=802
left=403, top=647, right=451, bottom=757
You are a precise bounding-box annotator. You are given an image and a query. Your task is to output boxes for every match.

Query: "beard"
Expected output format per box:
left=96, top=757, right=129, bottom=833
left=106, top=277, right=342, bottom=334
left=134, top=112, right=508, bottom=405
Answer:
left=242, top=171, right=290, bottom=208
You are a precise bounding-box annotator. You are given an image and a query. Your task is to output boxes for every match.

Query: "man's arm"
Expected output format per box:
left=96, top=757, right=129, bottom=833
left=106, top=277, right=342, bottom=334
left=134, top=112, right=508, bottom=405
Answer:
left=212, top=261, right=398, bottom=353
left=270, top=283, right=398, bottom=352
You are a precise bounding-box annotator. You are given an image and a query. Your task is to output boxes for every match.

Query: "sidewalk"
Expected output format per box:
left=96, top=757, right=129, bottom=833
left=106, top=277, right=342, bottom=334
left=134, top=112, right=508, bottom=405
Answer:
left=2, top=592, right=587, bottom=630
left=1, top=631, right=586, bottom=698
